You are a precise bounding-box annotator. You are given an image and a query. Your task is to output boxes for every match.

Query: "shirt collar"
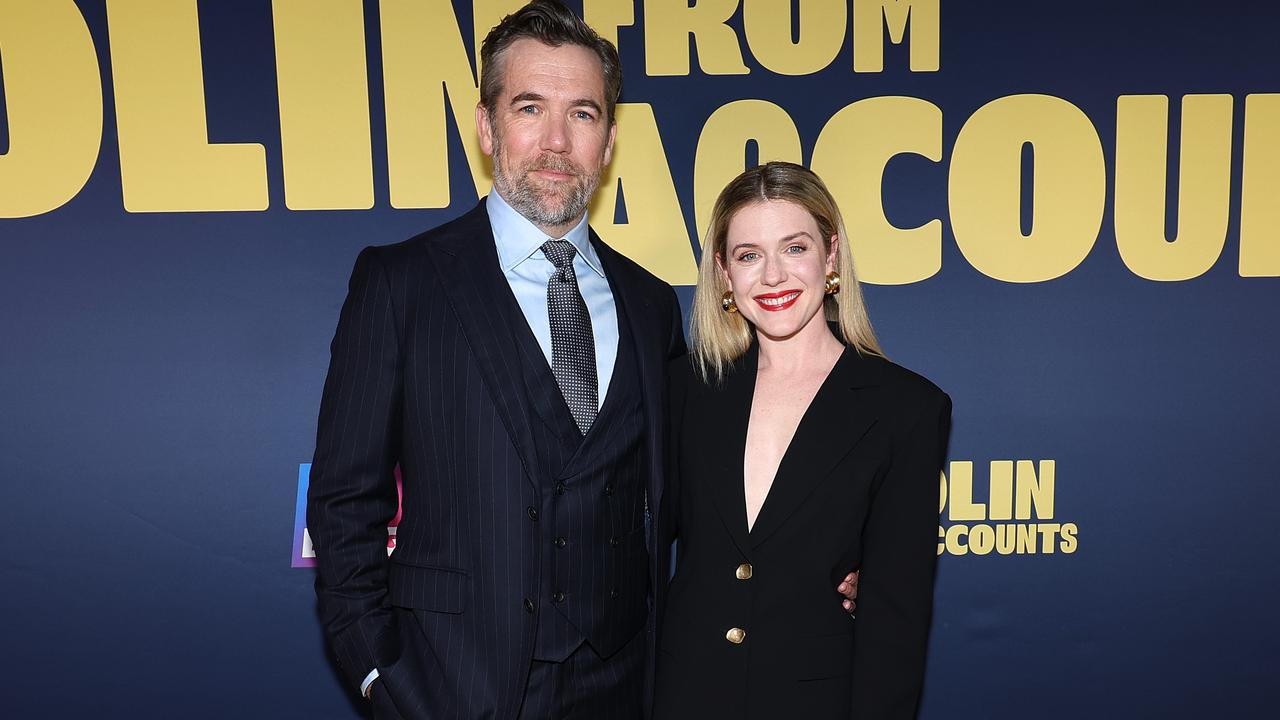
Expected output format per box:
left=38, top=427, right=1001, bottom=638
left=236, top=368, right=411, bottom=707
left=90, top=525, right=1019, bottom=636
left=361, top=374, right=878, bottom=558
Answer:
left=487, top=189, right=604, bottom=277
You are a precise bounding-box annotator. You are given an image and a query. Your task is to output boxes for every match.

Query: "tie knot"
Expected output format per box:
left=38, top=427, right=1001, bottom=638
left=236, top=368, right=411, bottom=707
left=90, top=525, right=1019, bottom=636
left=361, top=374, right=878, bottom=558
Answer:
left=541, top=239, right=577, bottom=270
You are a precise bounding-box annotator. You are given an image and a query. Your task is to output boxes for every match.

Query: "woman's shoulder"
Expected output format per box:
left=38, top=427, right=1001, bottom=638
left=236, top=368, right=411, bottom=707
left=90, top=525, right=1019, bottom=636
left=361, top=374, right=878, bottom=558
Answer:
left=667, top=354, right=696, bottom=387
left=854, top=351, right=951, bottom=416
left=666, top=354, right=716, bottom=401
left=667, top=353, right=695, bottom=377
left=666, top=354, right=696, bottom=400
left=666, top=352, right=751, bottom=396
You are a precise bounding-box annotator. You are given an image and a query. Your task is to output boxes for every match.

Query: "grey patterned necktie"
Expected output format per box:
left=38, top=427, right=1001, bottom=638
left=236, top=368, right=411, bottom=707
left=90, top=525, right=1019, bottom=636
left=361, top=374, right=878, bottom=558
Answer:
left=541, top=239, right=598, bottom=434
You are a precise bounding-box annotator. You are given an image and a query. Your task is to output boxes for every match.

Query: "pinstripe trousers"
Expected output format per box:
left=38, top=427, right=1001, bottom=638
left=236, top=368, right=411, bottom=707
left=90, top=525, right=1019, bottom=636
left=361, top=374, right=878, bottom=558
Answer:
left=517, top=631, right=646, bottom=720
left=370, top=621, right=645, bottom=720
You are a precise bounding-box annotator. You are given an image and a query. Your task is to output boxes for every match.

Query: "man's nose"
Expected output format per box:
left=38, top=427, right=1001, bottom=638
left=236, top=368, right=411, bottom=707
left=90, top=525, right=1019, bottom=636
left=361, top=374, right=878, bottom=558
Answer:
left=540, top=114, right=570, bottom=152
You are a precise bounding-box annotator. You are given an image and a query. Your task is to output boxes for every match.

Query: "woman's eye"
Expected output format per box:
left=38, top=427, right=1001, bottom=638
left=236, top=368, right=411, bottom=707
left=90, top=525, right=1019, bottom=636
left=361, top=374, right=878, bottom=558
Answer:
left=785, top=244, right=807, bottom=254
left=738, top=252, right=759, bottom=262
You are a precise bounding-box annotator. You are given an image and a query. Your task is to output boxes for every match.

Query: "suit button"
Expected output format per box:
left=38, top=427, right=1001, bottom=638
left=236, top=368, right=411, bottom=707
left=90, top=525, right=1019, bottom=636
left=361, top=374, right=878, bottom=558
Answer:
left=609, top=536, right=620, bottom=548
left=554, top=536, right=567, bottom=548
left=555, top=482, right=567, bottom=495
left=526, top=507, right=538, bottom=521
left=524, top=598, right=536, bottom=614
left=604, top=483, right=615, bottom=495
left=735, top=563, right=753, bottom=580
left=552, top=591, right=566, bottom=604
left=725, top=627, right=746, bottom=644
left=610, top=588, right=619, bottom=599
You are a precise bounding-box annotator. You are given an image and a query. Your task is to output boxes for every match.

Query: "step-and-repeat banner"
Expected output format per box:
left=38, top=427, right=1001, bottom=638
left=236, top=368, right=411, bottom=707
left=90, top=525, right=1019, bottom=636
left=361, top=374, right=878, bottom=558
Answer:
left=2, top=1, right=1276, bottom=717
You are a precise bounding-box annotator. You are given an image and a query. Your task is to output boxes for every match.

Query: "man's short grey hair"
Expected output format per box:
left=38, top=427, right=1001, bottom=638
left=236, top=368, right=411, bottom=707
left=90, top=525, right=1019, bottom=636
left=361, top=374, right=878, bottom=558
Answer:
left=479, top=0, right=622, bottom=123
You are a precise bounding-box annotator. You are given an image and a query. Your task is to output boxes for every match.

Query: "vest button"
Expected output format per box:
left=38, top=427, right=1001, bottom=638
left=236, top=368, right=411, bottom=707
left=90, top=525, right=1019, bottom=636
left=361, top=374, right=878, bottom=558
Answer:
left=609, top=536, right=620, bottom=548
left=555, top=482, right=567, bottom=495
left=524, top=598, right=535, bottom=614
left=726, top=627, right=746, bottom=644
left=604, top=483, right=615, bottom=495
left=609, top=588, right=619, bottom=599
left=526, top=506, right=538, bottom=521
left=554, top=536, right=567, bottom=548
left=552, top=591, right=566, bottom=604
left=735, top=563, right=753, bottom=580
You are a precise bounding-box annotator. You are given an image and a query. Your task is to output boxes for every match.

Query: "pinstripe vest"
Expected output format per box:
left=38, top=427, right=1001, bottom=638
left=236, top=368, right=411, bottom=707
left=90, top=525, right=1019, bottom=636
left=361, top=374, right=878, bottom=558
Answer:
left=510, top=297, right=649, bottom=662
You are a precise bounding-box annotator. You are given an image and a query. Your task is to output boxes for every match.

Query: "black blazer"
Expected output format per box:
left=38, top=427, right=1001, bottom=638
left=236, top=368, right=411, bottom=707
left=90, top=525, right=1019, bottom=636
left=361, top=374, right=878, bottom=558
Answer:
left=307, top=200, right=686, bottom=719
left=654, top=343, right=951, bottom=720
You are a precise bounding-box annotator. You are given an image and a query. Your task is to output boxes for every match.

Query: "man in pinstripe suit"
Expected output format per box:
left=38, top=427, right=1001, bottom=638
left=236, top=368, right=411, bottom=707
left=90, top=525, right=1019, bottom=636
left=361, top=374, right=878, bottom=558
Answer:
left=308, top=3, right=682, bottom=718
left=308, top=2, right=858, bottom=718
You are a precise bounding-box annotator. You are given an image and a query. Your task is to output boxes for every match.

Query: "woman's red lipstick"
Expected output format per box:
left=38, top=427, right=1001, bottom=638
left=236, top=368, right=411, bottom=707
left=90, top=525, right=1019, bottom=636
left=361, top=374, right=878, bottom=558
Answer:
left=753, top=290, right=801, bottom=312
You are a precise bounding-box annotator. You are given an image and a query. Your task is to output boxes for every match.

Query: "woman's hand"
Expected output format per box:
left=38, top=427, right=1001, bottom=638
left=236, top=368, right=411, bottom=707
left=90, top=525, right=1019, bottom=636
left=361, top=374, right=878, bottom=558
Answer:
left=837, top=570, right=860, bottom=616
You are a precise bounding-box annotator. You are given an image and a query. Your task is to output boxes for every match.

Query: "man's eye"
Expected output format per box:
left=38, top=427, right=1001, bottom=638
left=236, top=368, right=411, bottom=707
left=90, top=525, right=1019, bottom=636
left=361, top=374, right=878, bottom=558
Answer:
left=574, top=110, right=595, bottom=120
left=519, top=105, right=538, bottom=114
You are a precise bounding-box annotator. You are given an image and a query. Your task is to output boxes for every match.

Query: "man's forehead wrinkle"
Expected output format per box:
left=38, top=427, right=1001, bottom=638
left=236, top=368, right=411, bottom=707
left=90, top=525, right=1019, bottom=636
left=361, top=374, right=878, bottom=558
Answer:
left=499, top=40, right=606, bottom=106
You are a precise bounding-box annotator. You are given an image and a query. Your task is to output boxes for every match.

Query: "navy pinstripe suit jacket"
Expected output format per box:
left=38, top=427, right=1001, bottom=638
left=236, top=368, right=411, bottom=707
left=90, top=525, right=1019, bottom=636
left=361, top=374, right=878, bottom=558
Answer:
left=307, top=200, right=687, bottom=718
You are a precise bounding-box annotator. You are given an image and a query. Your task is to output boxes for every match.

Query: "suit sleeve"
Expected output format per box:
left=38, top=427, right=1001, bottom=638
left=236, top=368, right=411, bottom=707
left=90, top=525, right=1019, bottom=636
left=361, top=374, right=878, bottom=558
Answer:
left=665, top=285, right=688, bottom=361
left=850, top=389, right=952, bottom=719
left=663, top=286, right=688, bottom=540
left=663, top=361, right=689, bottom=542
left=307, top=247, right=404, bottom=691
left=659, top=287, right=689, bottom=612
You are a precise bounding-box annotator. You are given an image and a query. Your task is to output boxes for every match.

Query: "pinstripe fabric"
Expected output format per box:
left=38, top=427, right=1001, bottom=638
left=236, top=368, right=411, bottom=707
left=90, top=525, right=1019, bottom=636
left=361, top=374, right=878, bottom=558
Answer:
left=518, top=627, right=645, bottom=720
left=308, top=200, right=687, bottom=720
left=514, top=294, right=647, bottom=663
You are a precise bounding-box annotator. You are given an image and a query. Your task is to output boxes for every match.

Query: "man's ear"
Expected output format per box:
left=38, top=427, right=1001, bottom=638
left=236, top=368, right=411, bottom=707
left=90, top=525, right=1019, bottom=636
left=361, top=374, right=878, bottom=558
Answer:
left=602, top=119, right=618, bottom=166
left=477, top=103, right=494, bottom=156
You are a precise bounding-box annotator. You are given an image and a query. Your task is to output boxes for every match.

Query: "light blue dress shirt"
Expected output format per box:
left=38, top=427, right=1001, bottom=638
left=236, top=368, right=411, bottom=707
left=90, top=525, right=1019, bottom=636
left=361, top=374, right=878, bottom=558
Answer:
left=486, top=189, right=619, bottom=406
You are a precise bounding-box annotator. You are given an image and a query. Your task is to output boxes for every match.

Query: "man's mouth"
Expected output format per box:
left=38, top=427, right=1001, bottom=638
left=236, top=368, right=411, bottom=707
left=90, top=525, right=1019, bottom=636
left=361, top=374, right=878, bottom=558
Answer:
left=533, top=168, right=575, bottom=181
left=526, top=157, right=581, bottom=182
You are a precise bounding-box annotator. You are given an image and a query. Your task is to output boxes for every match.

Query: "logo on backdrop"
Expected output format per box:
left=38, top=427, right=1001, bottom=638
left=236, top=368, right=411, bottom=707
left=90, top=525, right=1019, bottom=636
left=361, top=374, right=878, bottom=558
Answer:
left=938, top=459, right=1078, bottom=557
left=291, top=463, right=403, bottom=568
left=5, top=2, right=1275, bottom=285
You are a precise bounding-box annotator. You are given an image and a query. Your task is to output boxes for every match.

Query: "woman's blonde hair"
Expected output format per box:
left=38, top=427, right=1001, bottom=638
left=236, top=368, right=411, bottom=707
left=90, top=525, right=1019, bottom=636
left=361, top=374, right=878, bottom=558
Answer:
left=689, top=161, right=884, bottom=383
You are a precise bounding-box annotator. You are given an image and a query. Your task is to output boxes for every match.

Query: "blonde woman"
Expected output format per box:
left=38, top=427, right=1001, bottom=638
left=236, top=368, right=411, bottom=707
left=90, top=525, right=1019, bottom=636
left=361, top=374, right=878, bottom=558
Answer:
left=654, top=162, right=951, bottom=719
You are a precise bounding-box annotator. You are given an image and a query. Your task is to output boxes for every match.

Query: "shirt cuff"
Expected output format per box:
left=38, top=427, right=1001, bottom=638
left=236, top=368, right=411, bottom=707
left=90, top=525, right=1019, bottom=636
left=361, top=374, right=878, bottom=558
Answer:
left=361, top=668, right=380, bottom=698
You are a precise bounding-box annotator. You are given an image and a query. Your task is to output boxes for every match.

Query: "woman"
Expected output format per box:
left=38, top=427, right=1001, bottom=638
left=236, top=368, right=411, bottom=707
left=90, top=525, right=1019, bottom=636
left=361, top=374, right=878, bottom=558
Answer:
left=654, top=162, right=951, bottom=719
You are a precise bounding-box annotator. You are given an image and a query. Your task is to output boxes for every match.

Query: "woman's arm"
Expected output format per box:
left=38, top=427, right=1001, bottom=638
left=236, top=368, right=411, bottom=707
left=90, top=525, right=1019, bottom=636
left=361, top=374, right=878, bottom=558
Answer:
left=850, top=388, right=953, bottom=719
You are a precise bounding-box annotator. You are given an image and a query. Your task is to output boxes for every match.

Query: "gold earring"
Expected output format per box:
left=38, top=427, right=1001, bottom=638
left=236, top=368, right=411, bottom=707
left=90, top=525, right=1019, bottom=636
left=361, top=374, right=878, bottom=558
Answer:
left=824, top=272, right=841, bottom=295
left=721, top=290, right=738, bottom=313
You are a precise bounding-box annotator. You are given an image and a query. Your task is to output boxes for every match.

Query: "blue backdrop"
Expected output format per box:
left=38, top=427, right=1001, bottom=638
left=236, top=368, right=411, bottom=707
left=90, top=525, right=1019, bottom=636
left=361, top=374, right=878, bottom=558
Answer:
left=2, top=1, right=1277, bottom=717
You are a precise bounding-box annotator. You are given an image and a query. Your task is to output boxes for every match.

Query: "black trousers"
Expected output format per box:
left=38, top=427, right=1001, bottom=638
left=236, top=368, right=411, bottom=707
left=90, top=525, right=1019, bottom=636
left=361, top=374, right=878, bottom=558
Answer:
left=516, top=630, right=646, bottom=720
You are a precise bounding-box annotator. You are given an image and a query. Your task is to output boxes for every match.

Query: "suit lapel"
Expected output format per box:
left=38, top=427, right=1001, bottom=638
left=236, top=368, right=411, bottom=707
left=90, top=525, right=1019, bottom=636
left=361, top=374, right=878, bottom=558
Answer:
left=748, top=347, right=882, bottom=548
left=423, top=201, right=541, bottom=490
left=592, top=234, right=666, bottom=512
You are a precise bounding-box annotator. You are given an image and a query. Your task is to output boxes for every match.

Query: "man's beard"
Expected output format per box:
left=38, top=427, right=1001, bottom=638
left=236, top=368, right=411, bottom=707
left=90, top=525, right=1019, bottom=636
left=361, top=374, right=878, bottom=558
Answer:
left=491, top=134, right=602, bottom=229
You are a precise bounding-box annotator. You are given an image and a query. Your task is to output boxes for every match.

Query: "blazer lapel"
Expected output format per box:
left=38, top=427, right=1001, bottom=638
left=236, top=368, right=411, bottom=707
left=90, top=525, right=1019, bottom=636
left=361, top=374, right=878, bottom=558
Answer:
left=706, top=346, right=759, bottom=560
left=748, top=347, right=882, bottom=548
left=592, top=234, right=667, bottom=513
left=423, top=201, right=541, bottom=491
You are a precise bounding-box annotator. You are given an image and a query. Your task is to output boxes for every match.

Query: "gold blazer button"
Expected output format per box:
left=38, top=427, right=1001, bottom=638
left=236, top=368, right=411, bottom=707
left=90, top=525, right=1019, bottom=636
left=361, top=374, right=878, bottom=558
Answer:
left=735, top=563, right=753, bottom=580
left=725, top=627, right=746, bottom=644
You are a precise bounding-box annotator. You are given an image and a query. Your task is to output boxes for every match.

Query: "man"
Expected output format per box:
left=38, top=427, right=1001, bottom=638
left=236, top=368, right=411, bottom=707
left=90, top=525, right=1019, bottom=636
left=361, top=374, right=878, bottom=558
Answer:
left=308, top=2, right=856, bottom=718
